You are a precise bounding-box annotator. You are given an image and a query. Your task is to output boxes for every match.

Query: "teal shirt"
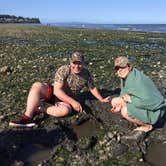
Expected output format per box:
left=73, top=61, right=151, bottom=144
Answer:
left=120, top=68, right=166, bottom=111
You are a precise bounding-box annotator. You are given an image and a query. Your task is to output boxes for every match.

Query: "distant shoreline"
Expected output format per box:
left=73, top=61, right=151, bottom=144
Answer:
left=0, top=14, right=41, bottom=24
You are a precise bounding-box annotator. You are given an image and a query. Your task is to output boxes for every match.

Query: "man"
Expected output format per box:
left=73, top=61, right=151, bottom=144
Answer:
left=111, top=56, right=166, bottom=139
left=9, top=52, right=110, bottom=127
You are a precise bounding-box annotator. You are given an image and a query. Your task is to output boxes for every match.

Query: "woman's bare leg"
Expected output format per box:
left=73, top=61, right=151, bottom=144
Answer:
left=121, top=106, right=152, bottom=132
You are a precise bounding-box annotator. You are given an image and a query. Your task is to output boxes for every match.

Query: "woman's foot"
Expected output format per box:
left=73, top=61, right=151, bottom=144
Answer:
left=122, top=124, right=153, bottom=141
left=134, top=124, right=153, bottom=133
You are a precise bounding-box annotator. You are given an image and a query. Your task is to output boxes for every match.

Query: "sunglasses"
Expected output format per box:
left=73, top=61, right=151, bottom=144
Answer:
left=114, top=66, right=127, bottom=71
left=72, top=61, right=83, bottom=65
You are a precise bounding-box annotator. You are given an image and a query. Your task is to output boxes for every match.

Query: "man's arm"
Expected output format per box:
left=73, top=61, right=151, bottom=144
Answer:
left=54, top=82, right=83, bottom=112
left=89, top=87, right=110, bottom=103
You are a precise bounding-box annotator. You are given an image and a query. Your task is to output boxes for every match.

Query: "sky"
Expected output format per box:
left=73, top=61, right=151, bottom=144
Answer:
left=0, top=0, right=166, bottom=24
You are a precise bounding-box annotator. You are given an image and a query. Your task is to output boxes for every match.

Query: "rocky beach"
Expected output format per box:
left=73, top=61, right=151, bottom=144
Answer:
left=0, top=24, right=166, bottom=166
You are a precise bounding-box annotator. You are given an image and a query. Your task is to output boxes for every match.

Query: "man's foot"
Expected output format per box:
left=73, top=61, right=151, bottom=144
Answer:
left=33, top=107, right=42, bottom=117
left=9, top=114, right=36, bottom=127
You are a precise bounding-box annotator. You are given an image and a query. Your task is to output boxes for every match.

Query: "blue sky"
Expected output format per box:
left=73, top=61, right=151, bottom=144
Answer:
left=0, top=0, right=166, bottom=24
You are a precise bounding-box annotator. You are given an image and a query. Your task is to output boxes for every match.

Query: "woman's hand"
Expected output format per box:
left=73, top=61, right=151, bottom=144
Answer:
left=122, top=94, right=131, bottom=103
left=111, top=97, right=124, bottom=113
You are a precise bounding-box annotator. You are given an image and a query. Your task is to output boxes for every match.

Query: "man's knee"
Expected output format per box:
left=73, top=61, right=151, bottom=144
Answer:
left=58, top=103, right=72, bottom=115
left=31, top=82, right=48, bottom=93
left=31, top=82, right=43, bottom=90
left=62, top=106, right=72, bottom=115
left=47, top=104, right=72, bottom=117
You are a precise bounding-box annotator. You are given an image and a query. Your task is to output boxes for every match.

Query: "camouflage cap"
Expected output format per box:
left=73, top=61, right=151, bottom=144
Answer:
left=114, top=56, right=130, bottom=67
left=70, top=52, right=84, bottom=63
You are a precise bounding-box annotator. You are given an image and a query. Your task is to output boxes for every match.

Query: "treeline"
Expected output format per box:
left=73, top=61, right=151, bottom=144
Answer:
left=0, top=14, right=41, bottom=23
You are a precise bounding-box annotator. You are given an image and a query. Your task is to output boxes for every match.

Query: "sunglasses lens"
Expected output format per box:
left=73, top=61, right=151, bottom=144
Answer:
left=115, top=66, right=127, bottom=70
left=73, top=61, right=82, bottom=65
left=115, top=66, right=120, bottom=70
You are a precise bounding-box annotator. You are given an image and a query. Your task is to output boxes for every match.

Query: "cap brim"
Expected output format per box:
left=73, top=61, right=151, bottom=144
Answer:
left=70, top=60, right=84, bottom=63
left=115, top=64, right=127, bottom=67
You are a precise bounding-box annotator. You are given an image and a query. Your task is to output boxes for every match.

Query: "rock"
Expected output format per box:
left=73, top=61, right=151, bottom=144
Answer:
left=0, top=66, right=12, bottom=74
left=112, top=143, right=128, bottom=156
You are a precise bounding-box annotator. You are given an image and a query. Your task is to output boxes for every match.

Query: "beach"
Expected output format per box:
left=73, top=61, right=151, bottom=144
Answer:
left=0, top=24, right=166, bottom=165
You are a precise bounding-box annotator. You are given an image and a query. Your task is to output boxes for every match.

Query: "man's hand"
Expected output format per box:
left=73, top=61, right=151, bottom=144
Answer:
left=89, top=87, right=111, bottom=103
left=71, top=100, right=83, bottom=112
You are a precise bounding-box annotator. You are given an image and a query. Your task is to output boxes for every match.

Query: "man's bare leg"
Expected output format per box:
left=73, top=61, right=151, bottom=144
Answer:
left=46, top=102, right=72, bottom=117
left=24, top=82, right=48, bottom=118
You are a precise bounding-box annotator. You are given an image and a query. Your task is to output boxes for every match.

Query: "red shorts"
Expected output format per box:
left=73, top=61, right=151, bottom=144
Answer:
left=44, top=84, right=72, bottom=111
left=42, top=84, right=58, bottom=104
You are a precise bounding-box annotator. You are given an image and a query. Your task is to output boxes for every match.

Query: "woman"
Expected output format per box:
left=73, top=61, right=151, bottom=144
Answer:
left=111, top=56, right=166, bottom=138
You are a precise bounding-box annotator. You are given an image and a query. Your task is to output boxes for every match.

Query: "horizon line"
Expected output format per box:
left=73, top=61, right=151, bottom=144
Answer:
left=41, top=21, right=166, bottom=25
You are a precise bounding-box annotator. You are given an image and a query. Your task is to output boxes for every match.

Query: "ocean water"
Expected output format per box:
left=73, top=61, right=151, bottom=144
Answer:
left=45, top=23, right=166, bottom=33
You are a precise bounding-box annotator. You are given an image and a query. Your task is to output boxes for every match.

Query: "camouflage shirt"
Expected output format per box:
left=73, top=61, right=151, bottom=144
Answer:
left=54, top=65, right=95, bottom=97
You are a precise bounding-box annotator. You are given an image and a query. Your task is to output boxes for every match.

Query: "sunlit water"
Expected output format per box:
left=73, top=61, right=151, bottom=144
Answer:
left=45, top=23, right=166, bottom=33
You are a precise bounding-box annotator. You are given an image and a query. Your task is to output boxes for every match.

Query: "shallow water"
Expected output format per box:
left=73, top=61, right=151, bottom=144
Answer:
left=15, top=143, right=52, bottom=165
left=10, top=119, right=102, bottom=165
left=71, top=118, right=103, bottom=138
left=145, top=142, right=166, bottom=166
